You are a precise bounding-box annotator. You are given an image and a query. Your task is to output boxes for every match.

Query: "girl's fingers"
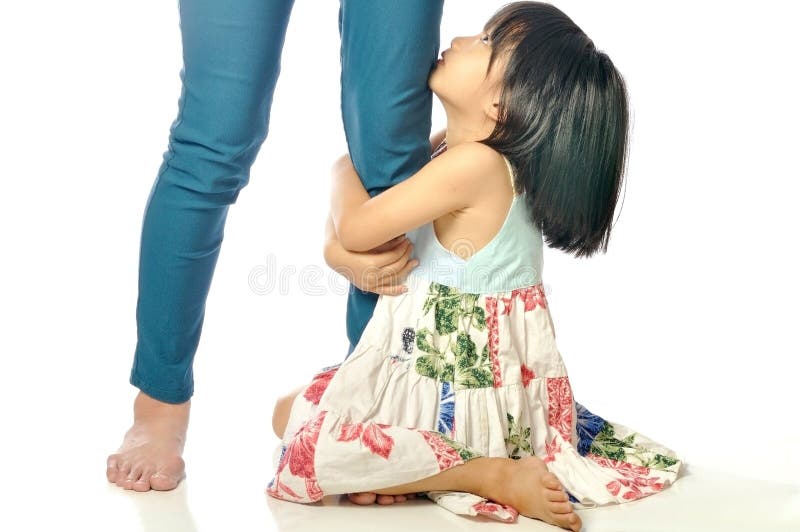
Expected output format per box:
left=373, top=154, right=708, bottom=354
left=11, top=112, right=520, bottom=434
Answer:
left=396, top=258, right=420, bottom=279
left=373, top=258, right=420, bottom=296
left=370, top=235, right=406, bottom=254
left=377, top=239, right=412, bottom=268
left=380, top=241, right=413, bottom=274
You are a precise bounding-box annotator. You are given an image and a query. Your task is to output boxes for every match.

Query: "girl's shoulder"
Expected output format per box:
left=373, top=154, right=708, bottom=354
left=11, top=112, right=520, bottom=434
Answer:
left=431, top=140, right=513, bottom=194
left=431, top=139, right=506, bottom=170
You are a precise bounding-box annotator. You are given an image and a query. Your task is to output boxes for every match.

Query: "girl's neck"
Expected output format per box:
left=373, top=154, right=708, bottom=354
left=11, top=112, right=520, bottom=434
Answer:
left=443, top=109, right=497, bottom=148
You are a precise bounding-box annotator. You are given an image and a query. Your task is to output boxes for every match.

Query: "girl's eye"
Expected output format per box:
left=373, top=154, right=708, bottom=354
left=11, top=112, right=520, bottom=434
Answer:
left=481, top=34, right=490, bottom=45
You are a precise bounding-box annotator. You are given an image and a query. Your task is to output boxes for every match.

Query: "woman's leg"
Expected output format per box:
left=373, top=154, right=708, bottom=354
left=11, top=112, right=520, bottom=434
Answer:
left=107, top=0, right=296, bottom=492
left=337, top=0, right=444, bottom=503
left=338, top=0, right=444, bottom=356
left=374, top=456, right=583, bottom=532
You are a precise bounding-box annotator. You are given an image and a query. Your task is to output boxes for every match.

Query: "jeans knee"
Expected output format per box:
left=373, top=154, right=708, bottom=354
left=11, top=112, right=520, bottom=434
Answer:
left=159, top=132, right=263, bottom=201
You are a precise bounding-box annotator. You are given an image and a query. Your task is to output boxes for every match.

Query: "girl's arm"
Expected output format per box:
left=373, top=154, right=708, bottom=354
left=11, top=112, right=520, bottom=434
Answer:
left=330, top=141, right=494, bottom=252
left=320, top=129, right=446, bottom=294
left=323, top=214, right=417, bottom=295
left=325, top=127, right=445, bottom=250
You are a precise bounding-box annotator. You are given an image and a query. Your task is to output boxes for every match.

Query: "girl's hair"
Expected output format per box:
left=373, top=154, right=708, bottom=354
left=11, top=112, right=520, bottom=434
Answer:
left=479, top=1, right=630, bottom=258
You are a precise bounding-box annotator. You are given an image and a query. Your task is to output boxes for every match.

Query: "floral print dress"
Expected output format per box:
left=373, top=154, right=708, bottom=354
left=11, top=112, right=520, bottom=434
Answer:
left=267, top=142, right=682, bottom=523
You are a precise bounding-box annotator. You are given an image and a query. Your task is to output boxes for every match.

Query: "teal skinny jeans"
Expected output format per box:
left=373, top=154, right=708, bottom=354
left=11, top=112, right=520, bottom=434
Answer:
left=130, top=0, right=443, bottom=403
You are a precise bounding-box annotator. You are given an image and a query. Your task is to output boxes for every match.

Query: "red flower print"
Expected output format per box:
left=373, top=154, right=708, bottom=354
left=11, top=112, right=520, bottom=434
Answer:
left=269, top=410, right=327, bottom=502
left=500, top=284, right=548, bottom=315
left=473, top=501, right=520, bottom=523
left=302, top=366, right=339, bottom=405
left=305, top=477, right=323, bottom=501
left=336, top=421, right=395, bottom=460
left=588, top=454, right=665, bottom=501
left=267, top=478, right=301, bottom=501
left=546, top=377, right=573, bottom=444
left=285, top=410, right=326, bottom=479
left=520, top=363, right=535, bottom=388
left=485, top=296, right=503, bottom=387
left=500, top=294, right=514, bottom=315
left=511, top=284, right=548, bottom=312
left=337, top=422, right=362, bottom=442
left=419, top=431, right=466, bottom=471
left=362, top=423, right=395, bottom=459
left=544, top=435, right=562, bottom=464
left=587, top=454, right=651, bottom=477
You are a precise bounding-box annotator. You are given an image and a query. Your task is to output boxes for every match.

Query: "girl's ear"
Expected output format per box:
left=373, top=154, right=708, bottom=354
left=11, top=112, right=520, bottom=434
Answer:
left=483, top=77, right=503, bottom=122
left=486, top=101, right=500, bottom=122
left=483, top=91, right=501, bottom=122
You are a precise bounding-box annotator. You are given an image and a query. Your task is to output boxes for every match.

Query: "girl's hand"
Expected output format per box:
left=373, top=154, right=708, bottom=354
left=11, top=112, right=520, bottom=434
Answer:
left=325, top=235, right=419, bottom=296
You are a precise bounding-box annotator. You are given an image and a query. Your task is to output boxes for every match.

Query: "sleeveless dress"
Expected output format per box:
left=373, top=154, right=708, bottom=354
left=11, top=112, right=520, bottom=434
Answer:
left=267, top=142, right=682, bottom=523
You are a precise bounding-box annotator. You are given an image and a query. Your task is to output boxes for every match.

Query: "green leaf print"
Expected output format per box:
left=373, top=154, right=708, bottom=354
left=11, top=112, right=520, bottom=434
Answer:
left=589, top=422, right=627, bottom=461
left=415, top=355, right=440, bottom=379
left=435, top=296, right=460, bottom=335
left=458, top=367, right=494, bottom=389
left=454, top=332, right=478, bottom=369
left=505, top=413, right=533, bottom=459
left=648, top=453, right=679, bottom=470
left=415, top=327, right=441, bottom=355
left=453, top=332, right=493, bottom=389
left=423, top=282, right=447, bottom=315
left=415, top=350, right=455, bottom=382
left=460, top=293, right=486, bottom=332
left=414, top=281, right=495, bottom=389
left=589, top=422, right=680, bottom=472
left=441, top=363, right=455, bottom=383
left=437, top=432, right=480, bottom=462
left=472, top=306, right=487, bottom=330
left=461, top=293, right=478, bottom=313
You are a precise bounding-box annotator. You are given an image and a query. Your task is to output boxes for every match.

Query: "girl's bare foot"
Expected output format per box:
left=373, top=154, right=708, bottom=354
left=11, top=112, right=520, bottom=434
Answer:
left=372, top=455, right=581, bottom=530
left=486, top=457, right=582, bottom=531
left=106, top=391, right=190, bottom=492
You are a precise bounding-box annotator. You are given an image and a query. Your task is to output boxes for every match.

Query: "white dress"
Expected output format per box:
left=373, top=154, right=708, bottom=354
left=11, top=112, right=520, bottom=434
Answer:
left=267, top=144, right=682, bottom=523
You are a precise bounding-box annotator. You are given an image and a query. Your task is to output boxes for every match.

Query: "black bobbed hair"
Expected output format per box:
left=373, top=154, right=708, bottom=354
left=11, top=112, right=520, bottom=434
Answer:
left=480, top=1, right=630, bottom=258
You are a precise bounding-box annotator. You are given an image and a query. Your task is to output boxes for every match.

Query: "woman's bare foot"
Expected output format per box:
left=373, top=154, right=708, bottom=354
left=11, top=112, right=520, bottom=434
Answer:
left=347, top=492, right=419, bottom=505
left=106, top=391, right=190, bottom=492
left=486, top=457, right=582, bottom=531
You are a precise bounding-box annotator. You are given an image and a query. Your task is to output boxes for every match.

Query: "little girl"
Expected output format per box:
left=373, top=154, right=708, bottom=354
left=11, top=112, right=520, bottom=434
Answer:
left=268, top=2, right=681, bottom=530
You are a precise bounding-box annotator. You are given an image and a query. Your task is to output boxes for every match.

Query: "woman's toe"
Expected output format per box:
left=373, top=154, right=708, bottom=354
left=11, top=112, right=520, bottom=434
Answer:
left=132, top=469, right=154, bottom=492
left=114, top=462, right=132, bottom=488
left=106, top=455, right=121, bottom=483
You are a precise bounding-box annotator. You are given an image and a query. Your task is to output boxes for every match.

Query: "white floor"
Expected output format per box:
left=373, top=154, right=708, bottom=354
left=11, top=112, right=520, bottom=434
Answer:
left=37, top=460, right=800, bottom=532
left=4, top=388, right=797, bottom=532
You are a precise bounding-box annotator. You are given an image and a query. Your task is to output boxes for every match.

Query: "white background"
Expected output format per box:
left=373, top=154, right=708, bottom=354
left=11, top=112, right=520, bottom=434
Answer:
left=1, top=2, right=798, bottom=519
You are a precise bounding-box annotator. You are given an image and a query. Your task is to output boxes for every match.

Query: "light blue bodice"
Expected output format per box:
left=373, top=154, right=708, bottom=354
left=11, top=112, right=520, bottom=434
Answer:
left=406, top=162, right=544, bottom=294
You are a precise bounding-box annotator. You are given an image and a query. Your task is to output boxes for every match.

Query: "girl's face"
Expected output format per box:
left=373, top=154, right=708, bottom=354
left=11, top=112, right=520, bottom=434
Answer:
left=429, top=28, right=507, bottom=120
